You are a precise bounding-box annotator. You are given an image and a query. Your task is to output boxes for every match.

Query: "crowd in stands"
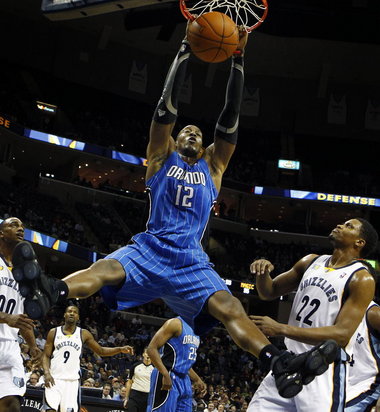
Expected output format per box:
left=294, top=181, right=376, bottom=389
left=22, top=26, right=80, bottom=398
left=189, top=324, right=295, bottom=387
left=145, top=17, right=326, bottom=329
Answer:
left=22, top=295, right=264, bottom=411
left=209, top=230, right=327, bottom=281
left=0, top=180, right=94, bottom=249
left=75, top=200, right=128, bottom=252
left=1, top=175, right=378, bottom=282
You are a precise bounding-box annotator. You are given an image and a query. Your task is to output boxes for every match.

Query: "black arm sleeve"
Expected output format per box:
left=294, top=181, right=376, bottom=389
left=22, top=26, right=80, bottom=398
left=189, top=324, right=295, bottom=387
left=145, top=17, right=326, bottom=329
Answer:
left=153, top=41, right=191, bottom=124
left=214, top=54, right=244, bottom=145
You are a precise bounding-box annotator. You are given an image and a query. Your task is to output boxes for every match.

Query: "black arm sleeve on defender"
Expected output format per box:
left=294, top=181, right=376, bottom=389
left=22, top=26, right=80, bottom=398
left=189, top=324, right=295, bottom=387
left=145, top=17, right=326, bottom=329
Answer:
left=214, top=55, right=244, bottom=145
left=153, top=41, right=191, bottom=125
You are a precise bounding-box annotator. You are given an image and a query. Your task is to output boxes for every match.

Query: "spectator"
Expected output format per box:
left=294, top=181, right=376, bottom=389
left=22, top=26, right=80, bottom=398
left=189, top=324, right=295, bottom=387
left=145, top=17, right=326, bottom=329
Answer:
left=27, top=372, right=42, bottom=388
left=35, top=333, right=46, bottom=350
left=111, top=376, right=121, bottom=396
left=102, top=383, right=112, bottom=399
left=205, top=402, right=216, bottom=412
left=113, top=386, right=127, bottom=402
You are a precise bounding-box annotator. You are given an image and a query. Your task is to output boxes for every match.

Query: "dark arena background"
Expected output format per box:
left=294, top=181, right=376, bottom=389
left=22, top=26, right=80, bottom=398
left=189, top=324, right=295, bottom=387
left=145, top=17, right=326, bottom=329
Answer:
left=0, top=0, right=379, bottom=411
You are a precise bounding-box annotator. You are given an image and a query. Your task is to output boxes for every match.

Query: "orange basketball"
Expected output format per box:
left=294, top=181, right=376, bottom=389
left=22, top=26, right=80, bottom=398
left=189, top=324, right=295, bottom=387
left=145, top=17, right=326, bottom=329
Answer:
left=186, top=12, right=239, bottom=63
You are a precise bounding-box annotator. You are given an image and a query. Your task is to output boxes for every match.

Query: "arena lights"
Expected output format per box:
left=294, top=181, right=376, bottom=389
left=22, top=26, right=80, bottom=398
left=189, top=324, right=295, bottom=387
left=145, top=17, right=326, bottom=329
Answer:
left=278, top=159, right=300, bottom=170
left=253, top=186, right=380, bottom=208
left=25, top=129, right=85, bottom=151
left=36, top=101, right=57, bottom=115
left=23, top=128, right=148, bottom=168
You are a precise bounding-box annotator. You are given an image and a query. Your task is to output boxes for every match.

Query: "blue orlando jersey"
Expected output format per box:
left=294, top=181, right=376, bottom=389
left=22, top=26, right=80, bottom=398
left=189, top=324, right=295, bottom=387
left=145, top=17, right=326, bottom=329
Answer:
left=161, top=318, right=199, bottom=376
left=145, top=151, right=218, bottom=249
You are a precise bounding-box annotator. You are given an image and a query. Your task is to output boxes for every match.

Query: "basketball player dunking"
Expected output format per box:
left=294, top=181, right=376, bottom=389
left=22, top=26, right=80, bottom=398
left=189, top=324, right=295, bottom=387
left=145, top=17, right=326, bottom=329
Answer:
left=248, top=218, right=378, bottom=412
left=15, top=28, right=338, bottom=398
left=42, top=305, right=133, bottom=412
left=146, top=317, right=206, bottom=412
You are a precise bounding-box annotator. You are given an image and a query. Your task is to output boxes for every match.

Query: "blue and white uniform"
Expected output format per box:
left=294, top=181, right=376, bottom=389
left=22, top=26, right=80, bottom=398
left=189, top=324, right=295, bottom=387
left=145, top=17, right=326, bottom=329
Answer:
left=147, top=317, right=200, bottom=412
left=101, top=151, right=230, bottom=335
left=249, top=255, right=367, bottom=412
left=345, top=302, right=380, bottom=411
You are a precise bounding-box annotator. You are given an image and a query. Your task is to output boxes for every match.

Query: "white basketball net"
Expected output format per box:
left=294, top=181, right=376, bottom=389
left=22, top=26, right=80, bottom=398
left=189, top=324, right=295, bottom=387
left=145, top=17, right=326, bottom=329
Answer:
left=180, top=0, right=268, bottom=31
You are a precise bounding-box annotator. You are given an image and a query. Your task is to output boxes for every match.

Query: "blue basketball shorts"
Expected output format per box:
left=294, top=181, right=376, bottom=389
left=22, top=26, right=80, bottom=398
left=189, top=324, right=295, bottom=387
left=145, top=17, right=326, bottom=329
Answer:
left=100, top=232, right=231, bottom=335
left=147, top=369, right=192, bottom=412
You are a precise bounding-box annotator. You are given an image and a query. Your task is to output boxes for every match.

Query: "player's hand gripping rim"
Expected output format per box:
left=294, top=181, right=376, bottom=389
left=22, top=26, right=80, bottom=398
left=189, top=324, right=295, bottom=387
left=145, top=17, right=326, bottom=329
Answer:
left=234, top=25, right=249, bottom=56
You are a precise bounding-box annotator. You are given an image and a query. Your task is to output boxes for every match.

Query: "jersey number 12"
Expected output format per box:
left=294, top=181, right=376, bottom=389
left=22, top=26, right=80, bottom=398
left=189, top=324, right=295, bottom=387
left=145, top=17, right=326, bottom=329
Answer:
left=175, top=185, right=194, bottom=208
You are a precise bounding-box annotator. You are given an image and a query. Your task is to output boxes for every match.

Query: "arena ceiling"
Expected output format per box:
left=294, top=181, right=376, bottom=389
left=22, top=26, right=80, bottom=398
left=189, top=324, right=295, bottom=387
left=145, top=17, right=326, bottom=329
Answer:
left=1, top=0, right=379, bottom=43
left=0, top=0, right=378, bottom=85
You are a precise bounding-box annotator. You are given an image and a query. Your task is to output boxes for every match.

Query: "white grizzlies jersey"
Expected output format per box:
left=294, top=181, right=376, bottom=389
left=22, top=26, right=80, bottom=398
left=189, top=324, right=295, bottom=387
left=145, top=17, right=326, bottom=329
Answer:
left=346, top=302, right=380, bottom=402
left=285, top=255, right=367, bottom=354
left=0, top=255, right=24, bottom=341
left=50, top=326, right=82, bottom=380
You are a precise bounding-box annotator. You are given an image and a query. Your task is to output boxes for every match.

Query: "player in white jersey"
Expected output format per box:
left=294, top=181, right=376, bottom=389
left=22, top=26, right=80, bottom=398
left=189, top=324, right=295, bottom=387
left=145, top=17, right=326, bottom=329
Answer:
left=345, top=301, right=380, bottom=411
left=42, top=305, right=133, bottom=412
left=0, top=217, right=41, bottom=412
left=248, top=218, right=378, bottom=412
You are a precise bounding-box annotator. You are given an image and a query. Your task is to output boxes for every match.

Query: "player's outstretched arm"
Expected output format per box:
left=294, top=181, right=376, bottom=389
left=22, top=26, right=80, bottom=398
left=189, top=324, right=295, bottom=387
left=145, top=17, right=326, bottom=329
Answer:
left=147, top=318, right=182, bottom=390
left=82, top=329, right=133, bottom=356
left=147, top=37, right=191, bottom=180
left=42, top=329, right=56, bottom=388
left=206, top=27, right=248, bottom=184
left=251, top=254, right=318, bottom=301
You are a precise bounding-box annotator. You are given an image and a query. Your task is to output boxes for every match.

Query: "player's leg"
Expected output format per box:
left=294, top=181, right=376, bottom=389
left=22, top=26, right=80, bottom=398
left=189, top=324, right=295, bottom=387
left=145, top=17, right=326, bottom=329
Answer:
left=176, top=395, right=192, bottom=412
left=63, top=259, right=125, bottom=298
left=0, top=396, right=21, bottom=412
left=13, top=241, right=125, bottom=298
left=295, top=363, right=346, bottom=412
left=12, top=241, right=130, bottom=318
left=247, top=373, right=294, bottom=411
left=0, top=342, right=27, bottom=412
left=43, top=380, right=62, bottom=412
left=208, top=290, right=338, bottom=398
left=175, top=376, right=193, bottom=412
left=59, top=380, right=81, bottom=412
left=208, top=290, right=271, bottom=356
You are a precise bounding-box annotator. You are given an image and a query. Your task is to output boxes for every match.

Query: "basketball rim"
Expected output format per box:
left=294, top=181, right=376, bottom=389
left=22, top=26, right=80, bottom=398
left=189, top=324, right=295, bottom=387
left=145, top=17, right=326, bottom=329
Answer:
left=179, top=0, right=268, bottom=32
